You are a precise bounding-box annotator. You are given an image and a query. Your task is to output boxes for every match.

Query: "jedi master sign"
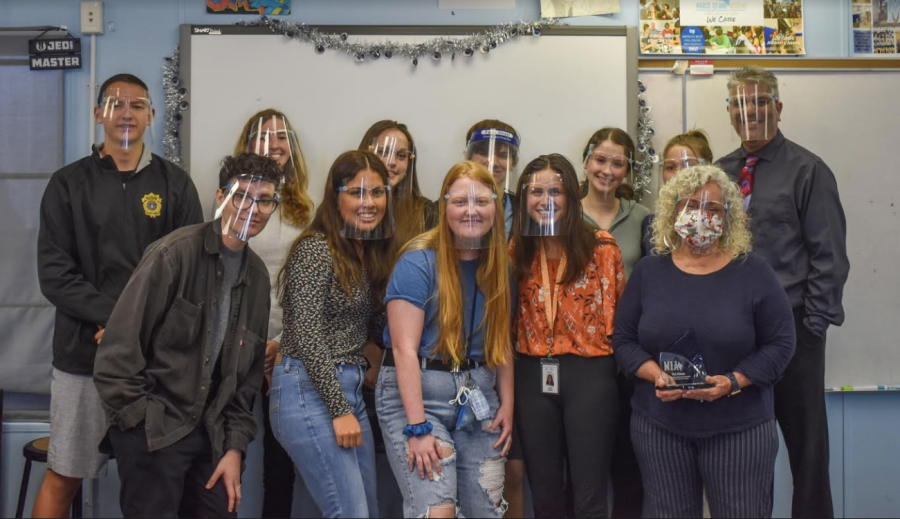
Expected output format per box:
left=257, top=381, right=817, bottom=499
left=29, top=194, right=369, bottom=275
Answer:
left=29, top=37, right=83, bottom=70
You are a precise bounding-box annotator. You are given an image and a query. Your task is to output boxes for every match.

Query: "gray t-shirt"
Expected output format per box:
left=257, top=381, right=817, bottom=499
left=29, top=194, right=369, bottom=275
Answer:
left=211, top=242, right=244, bottom=364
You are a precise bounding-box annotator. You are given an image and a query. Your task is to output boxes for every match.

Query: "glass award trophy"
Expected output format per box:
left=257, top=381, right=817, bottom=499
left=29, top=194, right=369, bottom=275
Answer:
left=659, top=329, right=714, bottom=390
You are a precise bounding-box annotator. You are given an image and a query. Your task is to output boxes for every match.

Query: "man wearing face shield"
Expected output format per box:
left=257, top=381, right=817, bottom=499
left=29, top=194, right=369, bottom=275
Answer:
left=465, top=120, right=521, bottom=241
left=717, top=66, right=849, bottom=519
left=34, top=73, right=203, bottom=517
left=93, top=154, right=282, bottom=517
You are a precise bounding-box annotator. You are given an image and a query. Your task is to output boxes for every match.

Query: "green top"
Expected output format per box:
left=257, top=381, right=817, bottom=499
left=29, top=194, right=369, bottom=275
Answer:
left=582, top=198, right=652, bottom=279
left=710, top=34, right=734, bottom=48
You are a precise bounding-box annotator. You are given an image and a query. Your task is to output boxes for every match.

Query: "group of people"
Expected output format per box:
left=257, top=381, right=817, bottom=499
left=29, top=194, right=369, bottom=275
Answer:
left=31, top=65, right=848, bottom=519
left=640, top=0, right=679, bottom=21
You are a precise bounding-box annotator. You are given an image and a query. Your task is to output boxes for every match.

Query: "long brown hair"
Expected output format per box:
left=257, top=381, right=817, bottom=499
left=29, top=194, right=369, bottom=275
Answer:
left=357, top=120, right=428, bottom=249
left=233, top=109, right=314, bottom=227
left=279, top=150, right=395, bottom=303
left=512, top=154, right=598, bottom=285
left=402, top=161, right=511, bottom=368
left=582, top=127, right=637, bottom=200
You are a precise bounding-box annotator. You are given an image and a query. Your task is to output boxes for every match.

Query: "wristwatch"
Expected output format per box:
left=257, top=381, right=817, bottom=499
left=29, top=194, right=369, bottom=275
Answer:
left=725, top=372, right=741, bottom=397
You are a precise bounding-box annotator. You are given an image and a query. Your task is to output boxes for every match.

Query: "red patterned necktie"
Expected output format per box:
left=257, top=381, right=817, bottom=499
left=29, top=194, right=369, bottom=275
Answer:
left=739, top=154, right=759, bottom=209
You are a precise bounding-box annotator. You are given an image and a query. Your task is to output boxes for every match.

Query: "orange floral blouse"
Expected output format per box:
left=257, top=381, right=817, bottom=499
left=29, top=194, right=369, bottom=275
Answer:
left=513, top=230, right=626, bottom=358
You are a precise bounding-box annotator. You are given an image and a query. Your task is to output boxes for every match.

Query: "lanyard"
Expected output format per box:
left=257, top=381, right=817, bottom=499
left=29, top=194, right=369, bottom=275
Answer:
left=453, top=271, right=480, bottom=374
left=539, top=240, right=567, bottom=355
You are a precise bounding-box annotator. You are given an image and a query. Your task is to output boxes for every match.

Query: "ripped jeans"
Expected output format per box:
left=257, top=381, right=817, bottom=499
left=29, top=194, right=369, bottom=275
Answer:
left=376, top=365, right=507, bottom=518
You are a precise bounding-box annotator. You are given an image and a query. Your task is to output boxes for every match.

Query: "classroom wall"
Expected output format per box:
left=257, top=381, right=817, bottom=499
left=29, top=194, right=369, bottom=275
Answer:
left=2, top=1, right=898, bottom=518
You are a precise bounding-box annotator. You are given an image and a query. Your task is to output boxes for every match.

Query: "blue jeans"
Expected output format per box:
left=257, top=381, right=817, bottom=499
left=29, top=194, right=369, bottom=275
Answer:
left=270, top=356, right=378, bottom=518
left=376, top=365, right=508, bottom=518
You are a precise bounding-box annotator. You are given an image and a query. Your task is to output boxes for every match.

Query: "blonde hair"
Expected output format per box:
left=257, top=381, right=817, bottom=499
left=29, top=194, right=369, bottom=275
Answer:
left=233, top=109, right=314, bottom=227
left=403, top=161, right=511, bottom=368
left=651, top=164, right=752, bottom=258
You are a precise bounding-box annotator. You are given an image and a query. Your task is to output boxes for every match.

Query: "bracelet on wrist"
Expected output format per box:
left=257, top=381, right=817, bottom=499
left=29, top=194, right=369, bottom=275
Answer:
left=402, top=421, right=434, bottom=438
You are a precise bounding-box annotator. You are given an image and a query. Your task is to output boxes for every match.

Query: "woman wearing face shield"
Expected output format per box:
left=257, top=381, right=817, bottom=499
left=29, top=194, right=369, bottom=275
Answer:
left=376, top=161, right=515, bottom=518
left=580, top=127, right=651, bottom=279
left=272, top=150, right=395, bottom=518
left=359, top=120, right=438, bottom=249
left=579, top=127, right=650, bottom=519
left=357, top=120, right=439, bottom=449
left=612, top=165, right=796, bottom=518
left=232, top=109, right=314, bottom=518
left=641, top=130, right=714, bottom=258
left=509, top=155, right=626, bottom=518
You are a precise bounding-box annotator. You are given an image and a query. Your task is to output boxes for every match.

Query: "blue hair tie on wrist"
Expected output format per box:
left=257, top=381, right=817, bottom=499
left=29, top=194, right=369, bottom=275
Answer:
left=402, top=421, right=434, bottom=438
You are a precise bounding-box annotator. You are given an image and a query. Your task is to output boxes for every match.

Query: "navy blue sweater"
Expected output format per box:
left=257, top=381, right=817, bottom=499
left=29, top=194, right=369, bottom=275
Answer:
left=613, top=253, right=796, bottom=438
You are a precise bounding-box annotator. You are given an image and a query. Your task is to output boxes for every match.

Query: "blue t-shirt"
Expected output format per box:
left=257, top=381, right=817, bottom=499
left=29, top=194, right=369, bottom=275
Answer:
left=384, top=248, right=488, bottom=362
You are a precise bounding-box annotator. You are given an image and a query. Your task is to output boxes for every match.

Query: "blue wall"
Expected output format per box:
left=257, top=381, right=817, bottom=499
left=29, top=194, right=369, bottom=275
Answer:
left=2, top=1, right=897, bottom=517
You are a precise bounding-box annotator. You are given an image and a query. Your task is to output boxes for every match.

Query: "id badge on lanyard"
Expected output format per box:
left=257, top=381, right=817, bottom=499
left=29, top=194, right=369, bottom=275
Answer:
left=539, top=242, right=566, bottom=396
left=541, top=357, right=560, bottom=395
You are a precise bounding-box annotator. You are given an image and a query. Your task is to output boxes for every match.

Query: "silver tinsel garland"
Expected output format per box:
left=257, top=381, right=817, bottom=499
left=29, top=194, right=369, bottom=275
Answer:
left=238, top=16, right=562, bottom=66
left=162, top=47, right=187, bottom=165
left=633, top=80, right=656, bottom=201
left=161, top=21, right=658, bottom=189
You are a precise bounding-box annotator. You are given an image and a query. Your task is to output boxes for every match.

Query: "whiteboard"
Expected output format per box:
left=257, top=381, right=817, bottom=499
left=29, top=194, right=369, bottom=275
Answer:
left=639, top=68, right=900, bottom=388
left=180, top=24, right=637, bottom=211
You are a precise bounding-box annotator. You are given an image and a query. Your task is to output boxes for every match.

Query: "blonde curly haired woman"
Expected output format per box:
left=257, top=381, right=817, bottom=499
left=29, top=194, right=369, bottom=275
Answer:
left=612, top=164, right=796, bottom=518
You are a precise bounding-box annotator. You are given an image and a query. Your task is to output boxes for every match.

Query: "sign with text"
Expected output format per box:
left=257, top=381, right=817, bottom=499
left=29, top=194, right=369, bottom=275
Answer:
left=852, top=0, right=900, bottom=56
left=680, top=0, right=765, bottom=27
left=640, top=0, right=805, bottom=55
left=28, top=37, right=82, bottom=55
left=29, top=37, right=83, bottom=70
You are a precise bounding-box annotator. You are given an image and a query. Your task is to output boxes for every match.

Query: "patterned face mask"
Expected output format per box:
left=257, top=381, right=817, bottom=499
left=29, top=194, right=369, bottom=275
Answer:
left=674, top=209, right=725, bottom=250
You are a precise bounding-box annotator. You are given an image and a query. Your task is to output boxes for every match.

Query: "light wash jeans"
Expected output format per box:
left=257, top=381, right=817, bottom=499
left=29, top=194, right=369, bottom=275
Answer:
left=376, top=365, right=508, bottom=518
left=270, top=356, right=378, bottom=518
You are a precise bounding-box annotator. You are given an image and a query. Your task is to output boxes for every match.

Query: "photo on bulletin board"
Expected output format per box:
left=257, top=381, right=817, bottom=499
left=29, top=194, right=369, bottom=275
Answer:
left=540, top=0, right=621, bottom=18
left=639, top=0, right=805, bottom=55
left=207, top=0, right=291, bottom=15
left=852, top=0, right=900, bottom=56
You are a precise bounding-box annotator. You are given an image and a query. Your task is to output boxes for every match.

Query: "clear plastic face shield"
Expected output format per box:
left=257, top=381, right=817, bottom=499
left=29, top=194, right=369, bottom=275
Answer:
left=96, top=87, right=154, bottom=151
left=444, top=180, right=500, bottom=250
left=247, top=115, right=302, bottom=184
left=727, top=83, right=781, bottom=145
left=370, top=133, right=416, bottom=197
left=520, top=171, right=567, bottom=237
left=583, top=143, right=633, bottom=202
left=214, top=174, right=281, bottom=243
left=337, top=174, right=394, bottom=240
left=465, top=129, right=520, bottom=194
left=672, top=190, right=729, bottom=255
left=659, top=148, right=707, bottom=185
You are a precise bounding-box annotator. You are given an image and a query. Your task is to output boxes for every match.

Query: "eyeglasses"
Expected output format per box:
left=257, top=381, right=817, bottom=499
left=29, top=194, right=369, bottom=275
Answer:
left=586, top=153, right=631, bottom=171
left=338, top=185, right=390, bottom=198
left=227, top=192, right=281, bottom=215
left=726, top=94, right=778, bottom=109
left=676, top=198, right=729, bottom=220
left=444, top=192, right=498, bottom=207
left=372, top=145, right=415, bottom=162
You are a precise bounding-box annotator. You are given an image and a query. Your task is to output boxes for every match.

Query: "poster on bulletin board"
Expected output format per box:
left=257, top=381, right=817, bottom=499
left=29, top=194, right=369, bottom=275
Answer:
left=207, top=0, right=291, bottom=15
left=852, top=0, right=900, bottom=55
left=639, top=0, right=805, bottom=55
